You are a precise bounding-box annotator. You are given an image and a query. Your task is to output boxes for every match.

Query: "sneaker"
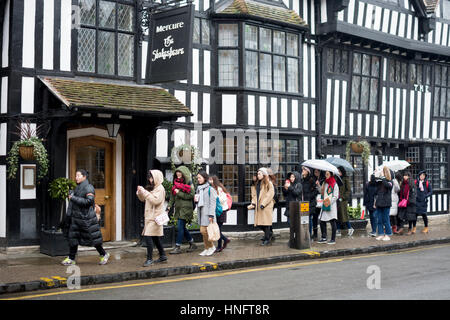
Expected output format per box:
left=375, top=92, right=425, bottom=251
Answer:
left=199, top=249, right=209, bottom=256
left=336, top=230, right=342, bottom=237
left=186, top=242, right=197, bottom=252
left=99, top=252, right=110, bottom=265
left=382, top=235, right=391, bottom=241
left=369, top=232, right=377, bottom=237
left=155, top=255, right=168, bottom=263
left=215, top=247, right=223, bottom=253
left=317, top=238, right=328, bottom=244
left=205, top=246, right=216, bottom=256
left=170, top=246, right=182, bottom=254
left=143, top=259, right=154, bottom=267
left=327, top=240, right=336, bottom=245
left=260, top=240, right=271, bottom=246
left=61, top=257, right=76, bottom=266
left=348, top=228, right=355, bottom=237
left=376, top=235, right=384, bottom=241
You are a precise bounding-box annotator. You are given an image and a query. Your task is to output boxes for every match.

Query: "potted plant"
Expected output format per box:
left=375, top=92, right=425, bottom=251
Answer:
left=346, top=140, right=371, bottom=166
left=7, top=121, right=49, bottom=180
left=347, top=204, right=368, bottom=230
left=40, top=177, right=76, bottom=256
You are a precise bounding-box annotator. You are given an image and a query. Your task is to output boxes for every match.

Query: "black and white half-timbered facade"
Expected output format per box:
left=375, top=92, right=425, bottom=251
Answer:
left=0, top=0, right=450, bottom=248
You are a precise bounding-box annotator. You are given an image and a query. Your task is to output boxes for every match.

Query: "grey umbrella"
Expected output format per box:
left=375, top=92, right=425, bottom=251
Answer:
left=325, top=157, right=355, bottom=173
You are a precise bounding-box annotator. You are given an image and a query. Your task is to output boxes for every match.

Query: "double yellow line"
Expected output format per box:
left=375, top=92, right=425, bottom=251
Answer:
left=3, top=244, right=449, bottom=300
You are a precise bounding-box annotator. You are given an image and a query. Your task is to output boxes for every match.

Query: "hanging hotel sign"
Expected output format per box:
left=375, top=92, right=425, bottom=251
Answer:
left=145, top=5, right=194, bottom=84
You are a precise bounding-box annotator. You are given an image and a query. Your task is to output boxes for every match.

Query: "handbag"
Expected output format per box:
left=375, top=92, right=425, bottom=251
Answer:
left=155, top=212, right=170, bottom=226
left=316, top=194, right=323, bottom=208
left=398, top=190, right=409, bottom=208
left=207, top=222, right=221, bottom=241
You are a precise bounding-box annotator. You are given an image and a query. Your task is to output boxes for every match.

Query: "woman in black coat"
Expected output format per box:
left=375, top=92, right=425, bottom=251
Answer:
left=396, top=171, right=417, bottom=236
left=415, top=170, right=432, bottom=233
left=62, top=169, right=110, bottom=266
left=282, top=171, right=302, bottom=224
left=363, top=174, right=378, bottom=236
left=300, top=167, right=318, bottom=239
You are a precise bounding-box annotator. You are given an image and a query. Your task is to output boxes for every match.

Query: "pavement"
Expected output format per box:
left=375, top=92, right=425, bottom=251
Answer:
left=1, top=214, right=450, bottom=295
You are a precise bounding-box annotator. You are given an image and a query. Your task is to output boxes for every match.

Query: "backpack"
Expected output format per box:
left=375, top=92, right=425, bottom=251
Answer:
left=208, top=187, right=224, bottom=217
left=226, top=193, right=233, bottom=210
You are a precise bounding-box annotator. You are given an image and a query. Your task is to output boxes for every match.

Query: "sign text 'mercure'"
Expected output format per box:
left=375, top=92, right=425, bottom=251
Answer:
left=155, top=22, right=185, bottom=33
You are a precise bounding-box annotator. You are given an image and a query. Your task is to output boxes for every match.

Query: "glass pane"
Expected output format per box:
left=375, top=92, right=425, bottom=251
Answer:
left=273, top=56, right=286, bottom=92
left=286, top=140, right=299, bottom=162
left=341, top=50, right=348, bottom=74
left=98, top=205, right=105, bottom=228
left=218, top=50, right=238, bottom=86
left=118, top=33, right=134, bottom=77
left=327, top=48, right=334, bottom=73
left=259, top=28, right=272, bottom=52
left=193, top=18, right=200, bottom=43
left=259, top=53, right=272, bottom=90
left=443, top=67, right=448, bottom=86
left=402, top=62, right=407, bottom=83
left=351, top=76, right=361, bottom=109
left=202, top=19, right=210, bottom=45
left=409, top=64, right=417, bottom=84
left=80, top=0, right=96, bottom=26
left=286, top=33, right=298, bottom=56
left=369, top=79, right=378, bottom=111
left=389, top=60, right=395, bottom=82
left=371, top=56, right=380, bottom=77
left=434, top=87, right=440, bottom=117
left=99, top=0, right=116, bottom=28
left=273, top=31, right=285, bottom=54
left=425, top=147, right=432, bottom=162
left=118, top=4, right=134, bottom=32
left=218, top=24, right=238, bottom=47
left=361, top=77, right=370, bottom=110
left=417, top=65, right=423, bottom=85
left=277, top=140, right=286, bottom=163
left=287, top=58, right=299, bottom=93
left=362, top=54, right=370, bottom=75
left=98, top=31, right=115, bottom=75
left=76, top=146, right=105, bottom=189
left=395, top=61, right=401, bottom=83
left=219, top=165, right=239, bottom=202
left=245, top=51, right=258, bottom=88
left=436, top=65, right=441, bottom=85
left=245, top=165, right=259, bottom=202
left=440, top=87, right=446, bottom=117
left=434, top=147, right=440, bottom=162
left=425, top=66, right=431, bottom=85
left=353, top=53, right=361, bottom=74
left=334, top=49, right=341, bottom=74
left=77, top=28, right=96, bottom=73
left=447, top=89, right=450, bottom=118
left=245, top=24, right=258, bottom=50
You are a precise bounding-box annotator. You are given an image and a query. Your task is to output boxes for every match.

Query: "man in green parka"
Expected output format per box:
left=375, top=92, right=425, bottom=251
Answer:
left=167, top=166, right=197, bottom=254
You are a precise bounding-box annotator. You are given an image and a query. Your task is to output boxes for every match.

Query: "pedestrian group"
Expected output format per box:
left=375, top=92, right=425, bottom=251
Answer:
left=60, top=164, right=432, bottom=267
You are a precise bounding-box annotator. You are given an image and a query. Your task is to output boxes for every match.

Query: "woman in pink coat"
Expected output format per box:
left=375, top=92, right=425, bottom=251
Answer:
left=137, top=169, right=167, bottom=267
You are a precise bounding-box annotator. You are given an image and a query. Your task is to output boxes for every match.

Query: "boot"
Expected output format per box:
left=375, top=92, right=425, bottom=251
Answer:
left=392, top=225, right=397, bottom=234
left=186, top=241, right=197, bottom=252
left=169, top=245, right=182, bottom=254
left=395, top=228, right=404, bottom=235
left=422, top=227, right=429, bottom=234
left=412, top=227, right=416, bottom=234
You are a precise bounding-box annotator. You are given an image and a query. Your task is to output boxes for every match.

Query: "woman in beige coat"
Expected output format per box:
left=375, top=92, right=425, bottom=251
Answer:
left=137, top=169, right=167, bottom=267
left=254, top=168, right=275, bottom=246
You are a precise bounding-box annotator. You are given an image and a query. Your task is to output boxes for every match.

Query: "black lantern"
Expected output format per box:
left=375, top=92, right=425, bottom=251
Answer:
left=106, top=123, right=120, bottom=138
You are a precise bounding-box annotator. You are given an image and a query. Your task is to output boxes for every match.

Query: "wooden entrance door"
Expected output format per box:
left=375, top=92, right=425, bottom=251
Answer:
left=69, top=136, right=115, bottom=242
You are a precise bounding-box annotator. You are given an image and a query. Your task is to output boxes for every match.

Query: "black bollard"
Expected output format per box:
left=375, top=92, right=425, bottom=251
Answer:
left=289, top=201, right=311, bottom=250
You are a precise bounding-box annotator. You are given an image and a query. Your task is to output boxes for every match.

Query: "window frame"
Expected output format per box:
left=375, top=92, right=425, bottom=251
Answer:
left=217, top=23, right=240, bottom=87
left=433, top=64, right=450, bottom=119
left=75, top=0, right=137, bottom=79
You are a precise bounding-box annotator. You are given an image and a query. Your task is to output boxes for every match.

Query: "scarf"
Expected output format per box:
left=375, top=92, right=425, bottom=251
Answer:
left=401, top=180, right=410, bottom=200
left=325, top=176, right=336, bottom=189
left=172, top=178, right=191, bottom=195
left=197, top=182, right=210, bottom=208
left=419, top=180, right=424, bottom=192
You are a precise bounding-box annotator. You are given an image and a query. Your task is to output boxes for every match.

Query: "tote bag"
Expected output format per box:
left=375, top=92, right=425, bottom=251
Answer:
left=207, top=222, right=221, bottom=241
left=155, top=212, right=170, bottom=226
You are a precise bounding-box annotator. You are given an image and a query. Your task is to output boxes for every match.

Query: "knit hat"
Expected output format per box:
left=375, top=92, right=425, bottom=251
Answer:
left=302, top=166, right=311, bottom=174
left=258, top=168, right=269, bottom=176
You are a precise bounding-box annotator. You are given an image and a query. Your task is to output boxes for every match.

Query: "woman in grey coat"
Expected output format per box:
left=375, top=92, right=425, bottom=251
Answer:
left=195, top=171, right=217, bottom=256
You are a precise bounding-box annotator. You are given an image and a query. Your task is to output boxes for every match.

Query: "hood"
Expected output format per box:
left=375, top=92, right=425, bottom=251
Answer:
left=287, top=171, right=301, bottom=183
left=174, top=166, right=192, bottom=184
left=418, top=170, right=427, bottom=180
left=150, top=170, right=164, bottom=187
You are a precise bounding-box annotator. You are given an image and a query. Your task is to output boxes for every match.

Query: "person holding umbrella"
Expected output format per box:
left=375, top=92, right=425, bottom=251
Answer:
left=318, top=171, right=339, bottom=245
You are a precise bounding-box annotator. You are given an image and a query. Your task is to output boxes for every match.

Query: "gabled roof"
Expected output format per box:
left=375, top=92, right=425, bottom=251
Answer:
left=215, top=0, right=307, bottom=28
left=40, top=77, right=192, bottom=117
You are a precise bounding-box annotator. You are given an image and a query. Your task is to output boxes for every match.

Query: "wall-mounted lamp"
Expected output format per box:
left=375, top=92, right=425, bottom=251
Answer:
left=106, top=123, right=120, bottom=138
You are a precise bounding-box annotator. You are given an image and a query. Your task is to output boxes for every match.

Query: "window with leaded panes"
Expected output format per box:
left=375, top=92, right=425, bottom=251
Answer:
left=434, top=65, right=450, bottom=118
left=406, top=147, right=420, bottom=179
left=77, top=0, right=135, bottom=77
left=388, top=59, right=408, bottom=84
left=349, top=156, right=365, bottom=195
left=218, top=24, right=239, bottom=87
left=326, top=48, right=349, bottom=74
left=424, top=146, right=448, bottom=189
left=350, top=53, right=380, bottom=111
left=193, top=17, right=210, bottom=45
left=244, top=24, right=300, bottom=93
left=443, top=0, right=450, bottom=20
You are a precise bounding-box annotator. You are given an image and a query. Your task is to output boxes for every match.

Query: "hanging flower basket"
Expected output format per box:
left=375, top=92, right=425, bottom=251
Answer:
left=19, top=146, right=35, bottom=160
left=350, top=142, right=364, bottom=154
left=346, top=140, right=371, bottom=166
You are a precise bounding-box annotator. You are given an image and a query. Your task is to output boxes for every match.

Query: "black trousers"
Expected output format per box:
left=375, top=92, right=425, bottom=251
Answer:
left=320, top=219, right=337, bottom=241
left=69, top=244, right=105, bottom=260
left=145, top=236, right=165, bottom=260
left=259, top=226, right=272, bottom=241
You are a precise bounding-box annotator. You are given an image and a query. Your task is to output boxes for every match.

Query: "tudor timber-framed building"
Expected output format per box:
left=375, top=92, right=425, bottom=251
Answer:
left=0, top=0, right=450, bottom=248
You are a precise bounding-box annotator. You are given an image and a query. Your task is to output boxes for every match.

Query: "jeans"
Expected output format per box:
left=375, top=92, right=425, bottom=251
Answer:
left=145, top=236, right=165, bottom=260
left=217, top=221, right=229, bottom=249
left=376, top=207, right=392, bottom=236
left=368, top=210, right=377, bottom=234
left=176, top=219, right=193, bottom=246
